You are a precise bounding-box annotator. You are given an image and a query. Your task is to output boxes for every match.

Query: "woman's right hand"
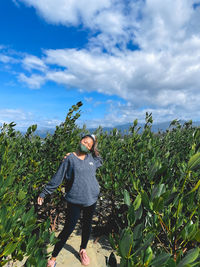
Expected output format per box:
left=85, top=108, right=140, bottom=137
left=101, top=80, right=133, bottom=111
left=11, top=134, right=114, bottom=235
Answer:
left=37, top=196, right=44, bottom=205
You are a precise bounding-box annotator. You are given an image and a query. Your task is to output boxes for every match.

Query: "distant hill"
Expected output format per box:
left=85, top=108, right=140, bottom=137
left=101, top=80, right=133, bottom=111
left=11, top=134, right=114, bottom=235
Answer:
left=20, top=120, right=200, bottom=137
left=34, top=128, right=55, bottom=138
left=88, top=120, right=200, bottom=134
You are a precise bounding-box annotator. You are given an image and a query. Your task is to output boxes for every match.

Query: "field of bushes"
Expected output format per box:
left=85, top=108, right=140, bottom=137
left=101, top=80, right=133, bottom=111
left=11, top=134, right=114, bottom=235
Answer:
left=0, top=101, right=199, bottom=267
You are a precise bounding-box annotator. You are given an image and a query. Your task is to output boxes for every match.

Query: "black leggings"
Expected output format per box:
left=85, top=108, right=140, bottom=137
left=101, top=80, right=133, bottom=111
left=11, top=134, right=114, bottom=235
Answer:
left=52, top=201, right=97, bottom=257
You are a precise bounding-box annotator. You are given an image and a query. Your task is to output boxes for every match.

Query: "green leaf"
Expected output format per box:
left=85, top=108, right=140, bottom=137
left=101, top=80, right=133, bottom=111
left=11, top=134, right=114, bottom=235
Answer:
left=165, top=258, right=176, bottom=267
left=188, top=152, right=200, bottom=171
left=26, top=126, right=32, bottom=135
left=195, top=229, right=200, bottom=242
left=127, top=205, right=135, bottom=226
left=151, top=253, right=171, bottom=267
left=149, top=160, right=161, bottom=179
left=177, top=248, right=199, bottom=267
left=50, top=231, right=55, bottom=243
left=120, top=258, right=127, bottom=267
left=27, top=256, right=37, bottom=265
left=31, top=124, right=37, bottom=132
left=0, top=242, right=18, bottom=257
left=108, top=233, right=116, bottom=250
left=124, top=190, right=131, bottom=206
left=153, top=196, right=164, bottom=212
left=144, top=246, right=153, bottom=265
left=133, top=194, right=141, bottom=210
left=187, top=180, right=200, bottom=195
left=134, top=204, right=143, bottom=221
left=151, top=184, right=165, bottom=199
left=22, top=206, right=35, bottom=224
left=187, top=223, right=198, bottom=241
left=134, top=119, right=138, bottom=127
left=133, top=223, right=143, bottom=241
left=164, top=192, right=178, bottom=206
left=141, top=190, right=150, bottom=209
left=190, top=262, right=200, bottom=267
left=27, top=234, right=37, bottom=252
left=134, top=233, right=155, bottom=257
left=17, top=190, right=26, bottom=200
left=37, top=258, right=47, bottom=267
left=119, top=229, right=133, bottom=258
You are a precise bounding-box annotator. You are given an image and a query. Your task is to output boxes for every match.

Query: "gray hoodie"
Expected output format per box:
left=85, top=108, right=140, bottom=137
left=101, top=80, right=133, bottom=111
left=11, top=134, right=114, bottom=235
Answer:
left=39, top=153, right=103, bottom=207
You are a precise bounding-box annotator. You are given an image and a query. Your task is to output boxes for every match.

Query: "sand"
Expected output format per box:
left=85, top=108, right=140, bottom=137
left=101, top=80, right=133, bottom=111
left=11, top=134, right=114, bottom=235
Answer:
left=46, top=230, right=120, bottom=267
left=4, top=224, right=120, bottom=267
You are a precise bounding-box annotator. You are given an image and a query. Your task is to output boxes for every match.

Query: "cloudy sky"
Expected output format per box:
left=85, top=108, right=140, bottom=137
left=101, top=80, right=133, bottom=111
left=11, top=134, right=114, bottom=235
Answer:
left=1, top=0, right=200, bottom=130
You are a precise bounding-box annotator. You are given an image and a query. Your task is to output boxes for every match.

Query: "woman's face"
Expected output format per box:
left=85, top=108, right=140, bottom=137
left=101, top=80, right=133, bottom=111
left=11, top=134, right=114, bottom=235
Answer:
left=81, top=137, right=94, bottom=151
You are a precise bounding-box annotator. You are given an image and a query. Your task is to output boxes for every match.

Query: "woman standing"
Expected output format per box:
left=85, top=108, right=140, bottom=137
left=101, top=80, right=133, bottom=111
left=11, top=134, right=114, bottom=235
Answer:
left=37, top=134, right=103, bottom=267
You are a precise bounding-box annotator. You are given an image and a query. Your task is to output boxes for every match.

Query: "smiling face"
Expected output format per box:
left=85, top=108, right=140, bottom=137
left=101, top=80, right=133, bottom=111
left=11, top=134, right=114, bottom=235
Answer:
left=81, top=136, right=94, bottom=151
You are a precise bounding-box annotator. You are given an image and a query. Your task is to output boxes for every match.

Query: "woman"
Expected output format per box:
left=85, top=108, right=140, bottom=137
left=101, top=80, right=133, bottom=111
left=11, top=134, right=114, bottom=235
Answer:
left=37, top=134, right=103, bottom=267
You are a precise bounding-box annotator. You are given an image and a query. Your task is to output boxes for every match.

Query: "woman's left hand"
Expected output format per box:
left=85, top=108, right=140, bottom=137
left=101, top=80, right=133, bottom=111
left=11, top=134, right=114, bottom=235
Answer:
left=63, top=152, right=71, bottom=159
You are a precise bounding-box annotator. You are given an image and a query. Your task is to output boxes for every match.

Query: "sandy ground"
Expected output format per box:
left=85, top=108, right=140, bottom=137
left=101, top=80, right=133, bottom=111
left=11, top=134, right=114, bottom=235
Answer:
left=5, top=222, right=120, bottom=267
left=46, top=229, right=120, bottom=267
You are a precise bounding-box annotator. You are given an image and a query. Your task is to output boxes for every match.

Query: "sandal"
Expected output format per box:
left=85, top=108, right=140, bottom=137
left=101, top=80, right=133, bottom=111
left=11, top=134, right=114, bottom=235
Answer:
left=79, top=249, right=90, bottom=266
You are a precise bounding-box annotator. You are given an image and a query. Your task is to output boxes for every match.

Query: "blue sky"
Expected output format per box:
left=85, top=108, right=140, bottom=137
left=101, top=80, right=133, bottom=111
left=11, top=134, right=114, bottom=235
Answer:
left=1, top=0, right=200, bottom=130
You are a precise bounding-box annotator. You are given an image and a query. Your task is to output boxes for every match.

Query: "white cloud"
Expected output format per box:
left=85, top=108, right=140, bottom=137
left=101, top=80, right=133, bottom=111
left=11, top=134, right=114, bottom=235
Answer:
left=0, top=109, right=28, bottom=121
left=132, top=0, right=194, bottom=51
left=19, top=43, right=200, bottom=101
left=84, top=97, right=93, bottom=102
left=18, top=0, right=111, bottom=26
left=22, top=55, right=47, bottom=72
left=0, top=108, right=62, bottom=131
left=0, top=54, right=16, bottom=64
left=18, top=73, right=46, bottom=89
left=18, top=38, right=200, bottom=122
left=17, top=0, right=200, bottom=51
left=93, top=101, right=103, bottom=107
left=9, top=0, right=200, bottom=124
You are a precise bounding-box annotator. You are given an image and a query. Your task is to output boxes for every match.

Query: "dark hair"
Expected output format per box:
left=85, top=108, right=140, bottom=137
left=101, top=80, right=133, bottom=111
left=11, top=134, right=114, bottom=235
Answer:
left=81, top=134, right=100, bottom=157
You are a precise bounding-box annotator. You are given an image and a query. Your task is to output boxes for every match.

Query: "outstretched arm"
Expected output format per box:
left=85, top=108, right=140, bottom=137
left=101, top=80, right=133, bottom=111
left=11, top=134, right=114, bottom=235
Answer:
left=37, top=158, right=69, bottom=205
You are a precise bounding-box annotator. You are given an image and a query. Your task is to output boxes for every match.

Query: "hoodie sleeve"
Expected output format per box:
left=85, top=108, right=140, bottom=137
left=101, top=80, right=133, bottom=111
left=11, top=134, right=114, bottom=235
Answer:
left=93, top=155, right=103, bottom=169
left=39, top=157, right=69, bottom=198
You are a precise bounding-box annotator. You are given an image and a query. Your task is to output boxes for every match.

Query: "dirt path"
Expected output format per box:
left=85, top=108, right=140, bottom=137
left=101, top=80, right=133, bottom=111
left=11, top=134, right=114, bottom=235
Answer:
left=47, top=230, right=120, bottom=267
left=5, top=225, right=120, bottom=267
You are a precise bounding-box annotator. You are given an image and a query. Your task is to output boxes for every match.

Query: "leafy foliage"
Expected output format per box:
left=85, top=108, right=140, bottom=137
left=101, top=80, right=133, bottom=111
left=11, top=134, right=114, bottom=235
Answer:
left=0, top=102, right=84, bottom=266
left=0, top=105, right=199, bottom=267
